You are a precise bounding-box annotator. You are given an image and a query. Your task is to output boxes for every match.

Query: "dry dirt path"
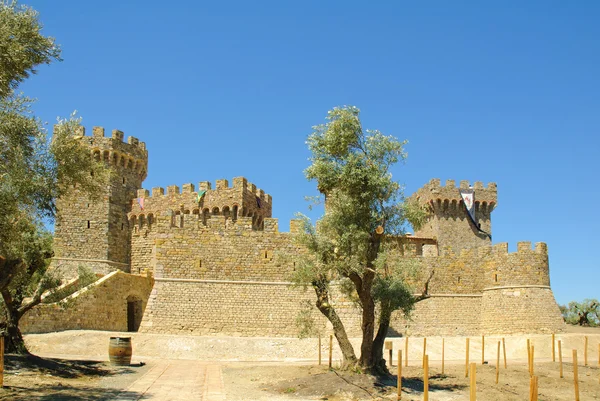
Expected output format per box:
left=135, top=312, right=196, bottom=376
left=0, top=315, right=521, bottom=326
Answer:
left=112, top=360, right=225, bottom=401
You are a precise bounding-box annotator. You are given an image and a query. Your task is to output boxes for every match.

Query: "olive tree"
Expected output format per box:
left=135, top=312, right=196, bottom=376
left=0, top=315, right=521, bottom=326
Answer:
left=0, top=1, right=106, bottom=353
left=292, top=106, right=430, bottom=373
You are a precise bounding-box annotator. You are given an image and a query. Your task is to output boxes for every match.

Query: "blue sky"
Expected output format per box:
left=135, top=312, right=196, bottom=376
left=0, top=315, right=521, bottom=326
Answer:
left=20, top=1, right=599, bottom=305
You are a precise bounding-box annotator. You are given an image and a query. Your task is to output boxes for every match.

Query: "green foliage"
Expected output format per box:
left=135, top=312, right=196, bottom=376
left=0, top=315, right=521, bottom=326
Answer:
left=295, top=300, right=322, bottom=339
left=560, top=299, right=599, bottom=326
left=0, top=1, right=61, bottom=98
left=0, top=1, right=107, bottom=352
left=402, top=198, right=429, bottom=232
left=292, top=106, right=421, bottom=369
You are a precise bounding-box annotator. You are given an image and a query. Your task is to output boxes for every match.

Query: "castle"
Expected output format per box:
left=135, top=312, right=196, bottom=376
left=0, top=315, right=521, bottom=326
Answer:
left=21, top=126, right=566, bottom=337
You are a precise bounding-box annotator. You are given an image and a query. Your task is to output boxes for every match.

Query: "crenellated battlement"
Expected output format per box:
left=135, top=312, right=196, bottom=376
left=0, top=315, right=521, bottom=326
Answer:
left=412, top=178, right=497, bottom=206
left=60, top=125, right=149, bottom=181
left=130, top=176, right=272, bottom=231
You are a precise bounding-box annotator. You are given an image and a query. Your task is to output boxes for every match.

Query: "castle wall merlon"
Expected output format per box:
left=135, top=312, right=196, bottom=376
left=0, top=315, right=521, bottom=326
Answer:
left=62, top=126, right=149, bottom=176
left=413, top=178, right=498, bottom=205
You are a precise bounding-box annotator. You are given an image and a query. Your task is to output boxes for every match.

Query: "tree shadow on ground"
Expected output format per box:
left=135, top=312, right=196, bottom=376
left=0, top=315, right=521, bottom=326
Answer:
left=399, top=373, right=467, bottom=393
left=0, top=384, right=147, bottom=401
left=5, top=354, right=140, bottom=379
left=0, top=354, right=147, bottom=400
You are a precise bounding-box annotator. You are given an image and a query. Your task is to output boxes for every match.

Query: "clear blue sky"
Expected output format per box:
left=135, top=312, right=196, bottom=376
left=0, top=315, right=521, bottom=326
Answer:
left=20, top=1, right=599, bottom=305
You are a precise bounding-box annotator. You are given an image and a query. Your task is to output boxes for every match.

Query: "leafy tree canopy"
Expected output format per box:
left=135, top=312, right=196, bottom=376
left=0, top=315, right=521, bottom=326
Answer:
left=0, top=1, right=106, bottom=353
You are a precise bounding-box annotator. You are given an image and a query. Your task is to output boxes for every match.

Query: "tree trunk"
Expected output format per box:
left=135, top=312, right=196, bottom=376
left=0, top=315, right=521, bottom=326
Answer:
left=313, top=280, right=358, bottom=368
left=358, top=281, right=376, bottom=369
left=0, top=290, right=28, bottom=354
left=371, top=301, right=392, bottom=374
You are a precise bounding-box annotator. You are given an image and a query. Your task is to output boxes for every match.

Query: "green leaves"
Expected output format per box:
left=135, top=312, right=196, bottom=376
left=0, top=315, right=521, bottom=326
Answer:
left=0, top=1, right=61, bottom=98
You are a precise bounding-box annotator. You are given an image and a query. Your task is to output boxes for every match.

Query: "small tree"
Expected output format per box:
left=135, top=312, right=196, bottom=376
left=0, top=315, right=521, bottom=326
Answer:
left=0, top=1, right=106, bottom=353
left=560, top=300, right=599, bottom=326
left=292, top=106, right=431, bottom=373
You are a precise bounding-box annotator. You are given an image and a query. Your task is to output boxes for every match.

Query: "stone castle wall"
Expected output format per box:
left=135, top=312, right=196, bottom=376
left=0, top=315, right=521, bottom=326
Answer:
left=42, top=125, right=565, bottom=338
left=21, top=271, right=154, bottom=333
left=52, top=126, right=148, bottom=278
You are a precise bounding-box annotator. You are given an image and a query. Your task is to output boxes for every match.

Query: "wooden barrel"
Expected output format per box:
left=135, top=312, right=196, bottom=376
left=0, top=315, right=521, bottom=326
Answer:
left=108, top=337, right=132, bottom=366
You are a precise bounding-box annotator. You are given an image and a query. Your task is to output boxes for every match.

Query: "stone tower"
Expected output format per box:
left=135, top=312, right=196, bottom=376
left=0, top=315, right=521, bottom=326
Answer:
left=410, top=179, right=497, bottom=253
left=52, top=126, right=148, bottom=278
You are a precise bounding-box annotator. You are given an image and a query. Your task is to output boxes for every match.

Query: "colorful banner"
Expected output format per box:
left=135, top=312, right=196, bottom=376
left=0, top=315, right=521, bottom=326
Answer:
left=197, top=190, right=206, bottom=203
left=137, top=197, right=144, bottom=210
left=256, top=196, right=261, bottom=208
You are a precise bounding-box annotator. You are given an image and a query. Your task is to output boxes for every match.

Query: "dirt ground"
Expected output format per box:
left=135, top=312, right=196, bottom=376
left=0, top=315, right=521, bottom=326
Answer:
left=222, top=359, right=600, bottom=401
left=0, top=354, right=150, bottom=400
left=2, top=326, right=599, bottom=400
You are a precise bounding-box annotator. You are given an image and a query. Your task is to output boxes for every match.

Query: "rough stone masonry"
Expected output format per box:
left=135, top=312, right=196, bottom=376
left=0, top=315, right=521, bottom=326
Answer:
left=21, top=126, right=565, bottom=337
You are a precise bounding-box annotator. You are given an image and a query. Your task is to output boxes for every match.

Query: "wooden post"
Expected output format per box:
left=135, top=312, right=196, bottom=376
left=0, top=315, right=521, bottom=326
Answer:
left=502, top=337, right=507, bottom=368
left=527, top=338, right=531, bottom=376
left=397, top=350, right=402, bottom=400
left=552, top=333, right=555, bottom=362
left=405, top=336, right=409, bottom=367
left=573, top=349, right=580, bottom=401
left=441, top=338, right=445, bottom=375
left=529, top=375, right=538, bottom=401
left=530, top=345, right=534, bottom=377
left=0, top=336, right=4, bottom=388
left=318, top=335, right=322, bottom=365
left=328, top=334, right=333, bottom=369
left=495, top=341, right=500, bottom=384
left=423, top=355, right=429, bottom=401
left=481, top=335, right=485, bottom=365
left=465, top=338, right=470, bottom=378
left=584, top=336, right=588, bottom=366
left=385, top=340, right=393, bottom=367
left=558, top=340, right=563, bottom=378
left=469, top=363, right=476, bottom=401
left=422, top=337, right=427, bottom=368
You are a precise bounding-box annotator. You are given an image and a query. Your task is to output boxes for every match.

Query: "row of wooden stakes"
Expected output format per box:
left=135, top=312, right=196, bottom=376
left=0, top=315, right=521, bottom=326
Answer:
left=318, top=334, right=599, bottom=401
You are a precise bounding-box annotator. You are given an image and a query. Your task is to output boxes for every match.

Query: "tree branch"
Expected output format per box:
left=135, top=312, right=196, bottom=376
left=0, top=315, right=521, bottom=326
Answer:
left=413, top=269, right=435, bottom=303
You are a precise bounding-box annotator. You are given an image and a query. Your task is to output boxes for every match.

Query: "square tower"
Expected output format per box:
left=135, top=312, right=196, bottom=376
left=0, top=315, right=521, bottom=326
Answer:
left=409, top=179, right=497, bottom=252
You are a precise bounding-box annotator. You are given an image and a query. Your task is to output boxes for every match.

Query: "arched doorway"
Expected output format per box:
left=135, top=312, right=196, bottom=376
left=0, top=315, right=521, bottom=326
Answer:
left=127, top=295, right=143, bottom=332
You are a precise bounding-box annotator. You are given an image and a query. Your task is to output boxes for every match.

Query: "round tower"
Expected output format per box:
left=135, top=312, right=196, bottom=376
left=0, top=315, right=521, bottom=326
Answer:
left=479, top=242, right=565, bottom=334
left=52, top=126, right=148, bottom=278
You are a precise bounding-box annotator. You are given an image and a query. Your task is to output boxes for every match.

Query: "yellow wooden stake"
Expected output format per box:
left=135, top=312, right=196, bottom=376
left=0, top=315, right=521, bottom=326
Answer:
left=397, top=350, right=402, bottom=400
left=502, top=337, right=507, bottom=369
left=527, top=338, right=531, bottom=375
left=469, top=363, right=476, bottom=401
left=481, top=335, right=485, bottom=365
left=584, top=336, right=588, bottom=366
left=465, top=338, right=470, bottom=378
left=422, top=337, right=427, bottom=368
left=573, top=349, right=580, bottom=401
left=552, top=333, right=555, bottom=362
left=318, top=335, right=321, bottom=365
left=405, top=336, right=409, bottom=367
left=529, top=375, right=538, bottom=401
left=424, top=355, right=429, bottom=401
left=495, top=341, right=500, bottom=384
left=558, top=340, right=563, bottom=378
left=442, top=338, right=445, bottom=375
left=328, top=334, right=333, bottom=369
left=530, top=345, right=535, bottom=377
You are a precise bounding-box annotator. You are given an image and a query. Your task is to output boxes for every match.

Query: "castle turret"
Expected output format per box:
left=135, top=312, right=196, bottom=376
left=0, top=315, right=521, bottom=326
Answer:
left=409, top=179, right=497, bottom=253
left=52, top=126, right=148, bottom=278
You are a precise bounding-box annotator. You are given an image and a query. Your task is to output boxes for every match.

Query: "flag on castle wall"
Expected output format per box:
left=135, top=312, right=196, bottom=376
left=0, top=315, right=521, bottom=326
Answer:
left=197, top=190, right=206, bottom=203
left=256, top=196, right=261, bottom=208
left=137, top=197, right=144, bottom=210
left=459, top=188, right=492, bottom=240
